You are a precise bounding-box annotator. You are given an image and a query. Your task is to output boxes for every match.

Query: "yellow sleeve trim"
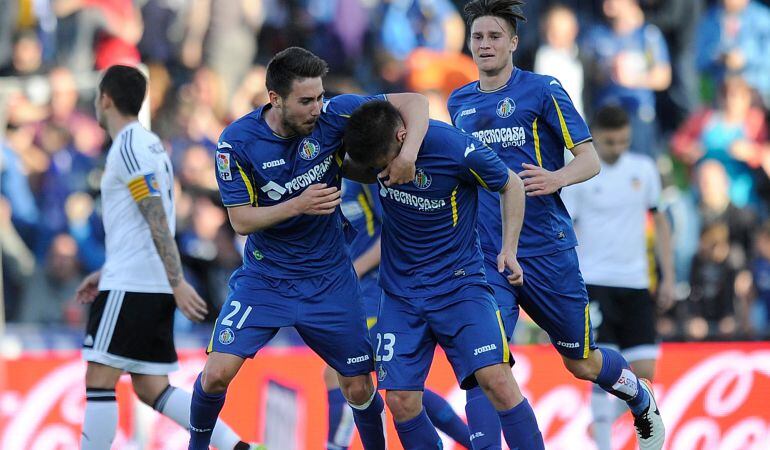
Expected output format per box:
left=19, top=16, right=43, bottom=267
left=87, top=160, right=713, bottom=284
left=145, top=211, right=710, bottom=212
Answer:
left=358, top=193, right=375, bottom=236
left=551, top=95, right=575, bottom=149
left=583, top=303, right=591, bottom=359
left=469, top=168, right=490, bottom=190
left=532, top=118, right=543, bottom=167
left=236, top=161, right=256, bottom=206
left=128, top=176, right=151, bottom=202
left=450, top=186, right=459, bottom=227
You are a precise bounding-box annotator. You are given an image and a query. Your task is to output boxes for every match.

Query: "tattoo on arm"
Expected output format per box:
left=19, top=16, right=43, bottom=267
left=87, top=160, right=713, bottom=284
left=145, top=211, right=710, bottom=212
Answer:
left=137, top=196, right=183, bottom=287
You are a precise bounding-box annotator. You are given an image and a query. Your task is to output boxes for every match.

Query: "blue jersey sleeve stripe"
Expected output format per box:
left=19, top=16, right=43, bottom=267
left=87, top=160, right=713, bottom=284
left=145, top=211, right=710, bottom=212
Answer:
left=551, top=95, right=575, bottom=149
left=532, top=118, right=543, bottom=167
left=236, top=160, right=256, bottom=205
left=450, top=186, right=458, bottom=227
left=357, top=193, right=375, bottom=236
left=469, top=168, right=490, bottom=190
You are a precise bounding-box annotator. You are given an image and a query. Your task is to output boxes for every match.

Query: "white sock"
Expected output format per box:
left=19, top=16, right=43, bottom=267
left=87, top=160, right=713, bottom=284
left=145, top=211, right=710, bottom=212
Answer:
left=81, top=389, right=118, bottom=450
left=154, top=385, right=241, bottom=450
left=591, top=387, right=617, bottom=450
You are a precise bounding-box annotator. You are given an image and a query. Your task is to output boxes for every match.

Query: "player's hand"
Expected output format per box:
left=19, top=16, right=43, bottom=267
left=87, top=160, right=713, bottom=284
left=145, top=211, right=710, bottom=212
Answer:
left=293, top=183, right=341, bottom=215
left=172, top=280, right=208, bottom=322
left=76, top=271, right=102, bottom=304
left=379, top=153, right=416, bottom=186
left=497, top=251, right=524, bottom=286
left=657, top=277, right=676, bottom=312
left=519, top=163, right=566, bottom=197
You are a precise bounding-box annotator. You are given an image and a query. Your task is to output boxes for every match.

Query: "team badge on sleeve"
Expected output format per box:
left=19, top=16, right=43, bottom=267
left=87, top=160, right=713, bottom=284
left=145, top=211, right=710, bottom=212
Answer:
left=216, top=151, right=232, bottom=181
left=496, top=97, right=516, bottom=118
left=298, top=138, right=321, bottom=161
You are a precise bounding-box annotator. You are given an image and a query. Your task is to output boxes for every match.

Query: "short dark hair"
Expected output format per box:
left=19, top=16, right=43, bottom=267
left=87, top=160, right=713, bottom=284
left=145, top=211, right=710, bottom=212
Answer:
left=99, top=65, right=146, bottom=116
left=463, top=0, right=527, bottom=35
left=592, top=105, right=630, bottom=130
left=344, top=101, right=403, bottom=167
left=266, top=47, right=329, bottom=98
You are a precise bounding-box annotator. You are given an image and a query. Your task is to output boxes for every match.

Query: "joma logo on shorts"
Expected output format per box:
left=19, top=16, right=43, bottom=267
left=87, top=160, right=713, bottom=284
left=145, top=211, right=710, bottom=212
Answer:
left=473, top=344, right=497, bottom=356
left=347, top=355, right=371, bottom=364
left=557, top=341, right=580, bottom=348
left=470, top=432, right=485, bottom=440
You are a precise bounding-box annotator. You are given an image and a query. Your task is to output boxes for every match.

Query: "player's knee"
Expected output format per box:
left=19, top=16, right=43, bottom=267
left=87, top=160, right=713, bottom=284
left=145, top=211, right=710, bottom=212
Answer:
left=323, top=365, right=340, bottom=389
left=385, top=391, right=422, bottom=422
left=339, top=375, right=373, bottom=405
left=564, top=358, right=598, bottom=381
left=476, top=366, right=519, bottom=407
left=201, top=366, right=234, bottom=394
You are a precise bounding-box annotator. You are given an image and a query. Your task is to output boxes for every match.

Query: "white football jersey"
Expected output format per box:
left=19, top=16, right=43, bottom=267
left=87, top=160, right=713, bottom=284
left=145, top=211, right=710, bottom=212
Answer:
left=561, top=152, right=661, bottom=289
left=99, top=121, right=176, bottom=293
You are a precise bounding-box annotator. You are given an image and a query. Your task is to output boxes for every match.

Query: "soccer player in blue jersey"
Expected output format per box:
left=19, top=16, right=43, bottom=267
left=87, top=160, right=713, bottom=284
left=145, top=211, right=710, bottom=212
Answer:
left=327, top=179, right=472, bottom=449
left=343, top=101, right=544, bottom=450
left=187, top=47, right=429, bottom=450
left=447, top=1, right=665, bottom=449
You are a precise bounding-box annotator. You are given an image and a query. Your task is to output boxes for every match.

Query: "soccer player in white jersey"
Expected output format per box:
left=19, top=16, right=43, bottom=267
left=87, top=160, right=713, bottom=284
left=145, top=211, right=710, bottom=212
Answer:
left=76, top=65, right=261, bottom=450
left=561, top=105, right=674, bottom=450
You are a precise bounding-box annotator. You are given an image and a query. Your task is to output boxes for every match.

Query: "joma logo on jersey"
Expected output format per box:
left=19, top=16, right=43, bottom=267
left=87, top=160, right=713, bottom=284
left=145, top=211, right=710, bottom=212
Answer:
left=413, top=168, right=431, bottom=189
left=496, top=97, right=516, bottom=118
left=460, top=108, right=477, bottom=117
left=262, top=159, right=285, bottom=169
left=473, top=344, right=497, bottom=356
left=472, top=127, right=526, bottom=148
left=347, top=354, right=370, bottom=365
left=298, top=138, right=320, bottom=160
left=557, top=340, right=580, bottom=348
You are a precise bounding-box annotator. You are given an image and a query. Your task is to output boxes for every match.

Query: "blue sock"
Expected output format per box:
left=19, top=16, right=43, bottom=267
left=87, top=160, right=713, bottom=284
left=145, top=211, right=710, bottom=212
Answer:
left=394, top=408, right=443, bottom=449
left=465, top=386, right=501, bottom=450
left=349, top=390, right=386, bottom=450
left=498, top=399, right=544, bottom=450
left=423, top=389, right=471, bottom=448
left=189, top=373, right=226, bottom=450
left=328, top=388, right=353, bottom=450
left=595, top=347, right=650, bottom=416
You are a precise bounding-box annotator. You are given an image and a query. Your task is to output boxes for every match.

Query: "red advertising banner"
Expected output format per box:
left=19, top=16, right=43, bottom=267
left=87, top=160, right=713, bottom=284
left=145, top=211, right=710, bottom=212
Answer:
left=2, top=342, right=769, bottom=449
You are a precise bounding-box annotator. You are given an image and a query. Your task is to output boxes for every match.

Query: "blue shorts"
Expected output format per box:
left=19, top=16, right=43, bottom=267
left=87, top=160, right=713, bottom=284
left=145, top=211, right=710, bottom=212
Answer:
left=373, top=283, right=511, bottom=391
left=208, top=266, right=374, bottom=377
left=485, top=248, right=597, bottom=359
left=360, top=271, right=381, bottom=329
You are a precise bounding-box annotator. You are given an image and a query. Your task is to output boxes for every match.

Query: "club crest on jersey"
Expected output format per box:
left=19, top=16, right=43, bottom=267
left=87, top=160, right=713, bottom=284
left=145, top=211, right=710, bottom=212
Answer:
left=298, top=138, right=321, bottom=160
left=496, top=97, right=516, bottom=118
left=413, top=168, right=432, bottom=190
left=216, top=151, right=232, bottom=181
left=219, top=327, right=235, bottom=345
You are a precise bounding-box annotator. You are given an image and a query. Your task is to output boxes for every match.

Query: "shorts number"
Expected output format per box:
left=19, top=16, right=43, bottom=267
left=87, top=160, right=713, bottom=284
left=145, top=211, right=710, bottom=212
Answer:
left=375, top=333, right=395, bottom=362
left=221, top=300, right=252, bottom=329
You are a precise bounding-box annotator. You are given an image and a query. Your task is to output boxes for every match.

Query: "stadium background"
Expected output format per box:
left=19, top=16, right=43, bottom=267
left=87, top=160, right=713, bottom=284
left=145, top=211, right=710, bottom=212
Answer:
left=1, top=0, right=770, bottom=448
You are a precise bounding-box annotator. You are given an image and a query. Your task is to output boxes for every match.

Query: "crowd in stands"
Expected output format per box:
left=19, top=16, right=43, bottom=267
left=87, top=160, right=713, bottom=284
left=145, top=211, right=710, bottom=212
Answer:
left=2, top=0, right=770, bottom=343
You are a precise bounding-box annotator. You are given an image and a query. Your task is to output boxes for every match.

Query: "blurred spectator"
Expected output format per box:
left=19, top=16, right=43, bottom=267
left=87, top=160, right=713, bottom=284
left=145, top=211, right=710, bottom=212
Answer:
left=686, top=223, right=743, bottom=340
left=0, top=0, right=18, bottom=69
left=749, top=221, right=770, bottom=336
left=137, top=0, right=189, bottom=65
left=0, top=196, right=36, bottom=322
left=582, top=0, right=671, bottom=157
left=0, top=30, right=48, bottom=77
left=379, top=0, right=465, bottom=62
left=534, top=4, right=585, bottom=116
left=54, top=0, right=143, bottom=72
left=65, top=191, right=105, bottom=272
left=179, top=144, right=218, bottom=192
left=671, top=76, right=767, bottom=208
left=46, top=66, right=104, bottom=157
left=1, top=139, right=40, bottom=242
left=181, top=0, right=263, bottom=100
left=640, top=0, right=703, bottom=130
left=403, top=48, right=476, bottom=121
left=228, top=65, right=269, bottom=120
left=696, top=0, right=770, bottom=105
left=19, top=233, right=83, bottom=324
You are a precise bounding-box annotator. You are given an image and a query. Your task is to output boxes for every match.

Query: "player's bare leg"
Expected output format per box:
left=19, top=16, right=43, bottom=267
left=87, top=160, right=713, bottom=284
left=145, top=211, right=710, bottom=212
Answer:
left=337, top=373, right=386, bottom=450
left=189, top=352, right=246, bottom=450
left=474, top=363, right=544, bottom=450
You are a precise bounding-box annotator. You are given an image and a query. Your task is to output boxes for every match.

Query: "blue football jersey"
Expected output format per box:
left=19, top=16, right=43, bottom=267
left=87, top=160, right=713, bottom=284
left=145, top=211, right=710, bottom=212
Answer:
left=378, top=120, right=510, bottom=297
left=340, top=179, right=382, bottom=263
left=215, top=94, right=383, bottom=278
left=448, top=68, right=591, bottom=260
